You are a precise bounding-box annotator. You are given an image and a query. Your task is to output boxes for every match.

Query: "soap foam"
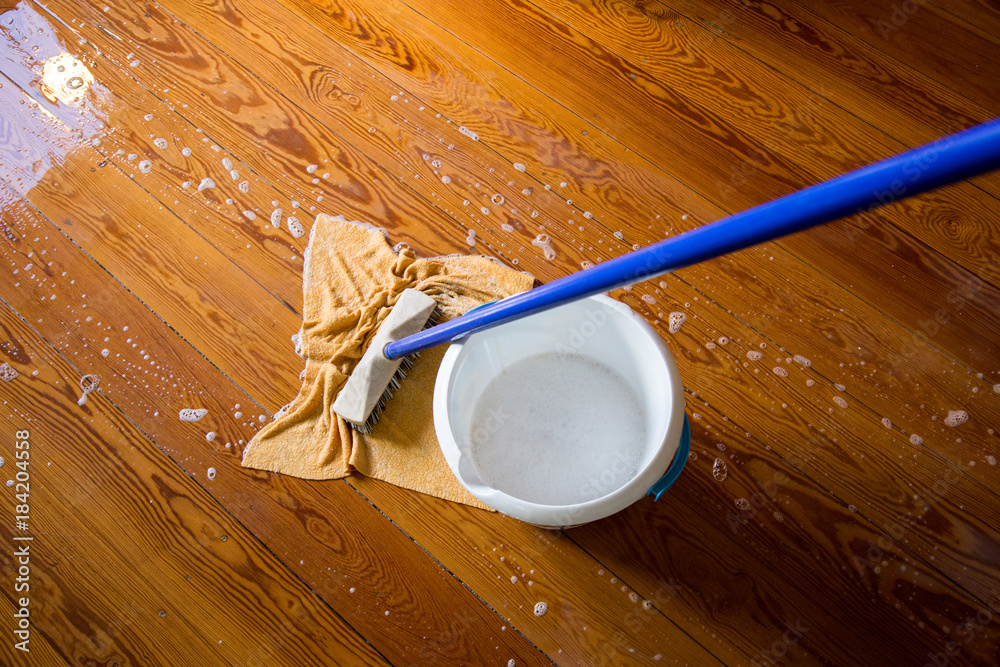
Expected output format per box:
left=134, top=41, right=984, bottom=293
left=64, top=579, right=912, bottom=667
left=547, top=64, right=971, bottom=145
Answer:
left=467, top=353, right=647, bottom=506
left=944, top=410, right=968, bottom=427
left=667, top=312, right=686, bottom=334
left=179, top=408, right=208, bottom=422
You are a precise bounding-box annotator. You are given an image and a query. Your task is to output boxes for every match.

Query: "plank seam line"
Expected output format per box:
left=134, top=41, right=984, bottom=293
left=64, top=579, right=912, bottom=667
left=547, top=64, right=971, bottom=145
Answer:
left=645, top=0, right=1000, bottom=204
left=383, top=0, right=1000, bottom=349
left=683, top=387, right=1000, bottom=617
left=555, top=527, right=731, bottom=665
left=37, top=0, right=521, bottom=277
left=668, top=271, right=1000, bottom=499
left=110, top=0, right=1000, bottom=391
left=341, top=478, right=559, bottom=666
left=0, top=20, right=303, bottom=322
left=926, top=0, right=1000, bottom=39
left=0, top=589, right=70, bottom=662
left=782, top=0, right=1000, bottom=110
left=0, top=288, right=394, bottom=666
left=33, top=0, right=1000, bottom=549
left=39, top=0, right=1000, bottom=541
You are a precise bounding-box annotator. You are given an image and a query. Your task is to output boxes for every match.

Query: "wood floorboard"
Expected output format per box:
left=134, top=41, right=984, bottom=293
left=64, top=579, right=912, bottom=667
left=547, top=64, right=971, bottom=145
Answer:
left=930, top=0, right=1000, bottom=39
left=674, top=408, right=1000, bottom=662
left=0, top=176, right=553, bottom=663
left=671, top=0, right=1000, bottom=203
left=244, top=0, right=990, bottom=600
left=0, top=5, right=725, bottom=663
left=0, top=301, right=385, bottom=665
left=268, top=0, right=1000, bottom=384
left=0, top=0, right=997, bottom=664
left=97, top=0, right=1000, bottom=511
left=0, top=593, right=70, bottom=665
left=37, top=0, right=1000, bottom=580
left=791, top=0, right=1000, bottom=114
left=519, top=0, right=1000, bottom=284
left=386, top=0, right=1000, bottom=285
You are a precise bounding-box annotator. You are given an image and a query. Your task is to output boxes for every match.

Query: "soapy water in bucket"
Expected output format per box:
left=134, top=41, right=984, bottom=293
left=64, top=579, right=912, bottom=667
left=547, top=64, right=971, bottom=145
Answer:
left=468, top=353, right=648, bottom=506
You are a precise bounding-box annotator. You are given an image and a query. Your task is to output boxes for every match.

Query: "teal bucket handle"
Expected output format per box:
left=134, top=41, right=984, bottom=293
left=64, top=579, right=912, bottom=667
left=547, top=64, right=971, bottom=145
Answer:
left=648, top=414, right=690, bottom=501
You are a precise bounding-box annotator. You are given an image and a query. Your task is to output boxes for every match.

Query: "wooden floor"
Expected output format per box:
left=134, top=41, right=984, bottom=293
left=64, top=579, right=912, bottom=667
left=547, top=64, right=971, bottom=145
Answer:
left=0, top=0, right=997, bottom=663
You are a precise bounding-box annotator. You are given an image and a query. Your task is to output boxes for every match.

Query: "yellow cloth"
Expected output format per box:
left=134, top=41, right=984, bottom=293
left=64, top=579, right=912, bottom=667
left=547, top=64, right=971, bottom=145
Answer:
left=242, top=213, right=535, bottom=508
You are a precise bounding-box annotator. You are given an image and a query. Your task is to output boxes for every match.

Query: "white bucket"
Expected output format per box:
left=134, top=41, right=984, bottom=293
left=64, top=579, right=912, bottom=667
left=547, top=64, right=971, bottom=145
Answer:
left=433, top=294, right=687, bottom=528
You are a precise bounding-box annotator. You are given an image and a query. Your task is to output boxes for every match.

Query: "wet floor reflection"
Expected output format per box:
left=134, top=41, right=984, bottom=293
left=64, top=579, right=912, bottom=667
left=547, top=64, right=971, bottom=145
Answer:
left=0, top=1, right=111, bottom=191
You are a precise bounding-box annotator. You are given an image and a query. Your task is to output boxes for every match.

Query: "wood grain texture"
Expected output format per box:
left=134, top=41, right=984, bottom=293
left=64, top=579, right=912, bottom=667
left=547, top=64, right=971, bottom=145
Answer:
left=0, top=5, right=720, bottom=662
left=254, top=0, right=990, bottom=532
left=0, top=303, right=384, bottom=666
left=266, top=0, right=1000, bottom=383
left=675, top=0, right=1000, bottom=158
left=0, top=176, right=550, bottom=664
left=91, top=0, right=1000, bottom=513
left=521, top=0, right=1000, bottom=276
left=0, top=593, right=68, bottom=665
left=0, top=0, right=997, bottom=664
left=573, top=402, right=1000, bottom=665
left=793, top=0, right=1000, bottom=113
left=45, top=0, right=1000, bottom=564
left=384, top=0, right=1000, bottom=283
left=614, top=277, right=1000, bottom=605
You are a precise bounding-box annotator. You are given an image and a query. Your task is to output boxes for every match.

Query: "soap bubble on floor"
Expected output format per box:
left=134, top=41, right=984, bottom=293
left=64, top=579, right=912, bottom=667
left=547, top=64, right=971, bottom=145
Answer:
left=179, top=408, right=208, bottom=422
left=0, top=363, right=18, bottom=382
left=77, top=374, right=99, bottom=406
left=943, top=410, right=968, bottom=427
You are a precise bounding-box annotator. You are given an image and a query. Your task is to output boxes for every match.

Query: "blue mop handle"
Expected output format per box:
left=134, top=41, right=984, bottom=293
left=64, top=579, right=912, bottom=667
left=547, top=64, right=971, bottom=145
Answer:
left=385, top=118, right=1000, bottom=360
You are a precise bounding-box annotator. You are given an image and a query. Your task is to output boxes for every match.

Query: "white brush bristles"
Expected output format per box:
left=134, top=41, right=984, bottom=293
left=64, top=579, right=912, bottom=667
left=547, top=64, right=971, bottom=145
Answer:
left=333, top=289, right=438, bottom=430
